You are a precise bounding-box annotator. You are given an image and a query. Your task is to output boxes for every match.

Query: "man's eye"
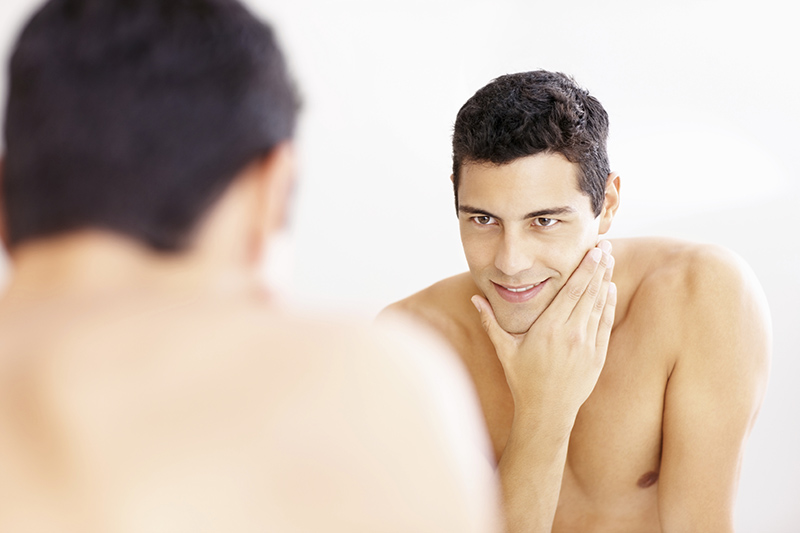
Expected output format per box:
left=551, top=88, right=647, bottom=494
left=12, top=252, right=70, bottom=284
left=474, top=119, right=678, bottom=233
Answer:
left=533, top=217, right=557, bottom=227
left=472, top=215, right=496, bottom=225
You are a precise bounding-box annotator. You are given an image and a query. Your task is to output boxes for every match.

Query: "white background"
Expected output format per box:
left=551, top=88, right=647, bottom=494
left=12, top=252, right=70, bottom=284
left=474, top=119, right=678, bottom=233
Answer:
left=1, top=0, right=798, bottom=530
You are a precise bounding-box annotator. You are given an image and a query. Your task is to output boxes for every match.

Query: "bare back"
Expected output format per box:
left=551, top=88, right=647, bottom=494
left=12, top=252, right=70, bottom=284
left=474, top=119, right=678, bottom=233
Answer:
left=0, top=289, right=499, bottom=532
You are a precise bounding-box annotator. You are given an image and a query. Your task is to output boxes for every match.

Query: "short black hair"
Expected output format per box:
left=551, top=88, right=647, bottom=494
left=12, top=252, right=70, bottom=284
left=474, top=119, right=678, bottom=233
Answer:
left=452, top=70, right=609, bottom=215
left=3, top=0, right=299, bottom=251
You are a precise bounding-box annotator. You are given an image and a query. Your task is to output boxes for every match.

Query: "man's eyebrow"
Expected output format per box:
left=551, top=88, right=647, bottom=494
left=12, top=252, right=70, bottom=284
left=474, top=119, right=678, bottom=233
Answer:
left=458, top=205, right=500, bottom=218
left=457, top=205, right=576, bottom=219
left=523, top=206, right=576, bottom=219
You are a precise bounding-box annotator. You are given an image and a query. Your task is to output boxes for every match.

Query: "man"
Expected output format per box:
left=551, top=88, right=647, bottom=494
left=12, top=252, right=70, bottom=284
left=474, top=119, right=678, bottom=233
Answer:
left=0, top=1, right=509, bottom=530
left=383, top=71, right=771, bottom=532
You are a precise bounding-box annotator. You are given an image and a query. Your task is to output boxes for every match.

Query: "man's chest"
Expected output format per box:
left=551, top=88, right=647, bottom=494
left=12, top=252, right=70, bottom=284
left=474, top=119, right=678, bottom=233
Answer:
left=457, top=323, right=670, bottom=498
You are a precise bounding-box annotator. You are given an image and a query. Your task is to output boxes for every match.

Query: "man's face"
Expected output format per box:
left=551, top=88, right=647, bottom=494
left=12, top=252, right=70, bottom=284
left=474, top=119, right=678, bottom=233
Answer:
left=458, top=152, right=607, bottom=334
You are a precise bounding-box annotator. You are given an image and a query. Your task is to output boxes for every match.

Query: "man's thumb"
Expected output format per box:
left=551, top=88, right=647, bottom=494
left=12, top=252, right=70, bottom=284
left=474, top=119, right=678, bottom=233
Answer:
left=471, top=295, right=505, bottom=344
left=472, top=295, right=520, bottom=366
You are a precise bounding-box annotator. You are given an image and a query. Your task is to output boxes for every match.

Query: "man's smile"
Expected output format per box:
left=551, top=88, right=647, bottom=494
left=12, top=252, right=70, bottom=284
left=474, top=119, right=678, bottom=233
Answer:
left=492, top=279, right=548, bottom=303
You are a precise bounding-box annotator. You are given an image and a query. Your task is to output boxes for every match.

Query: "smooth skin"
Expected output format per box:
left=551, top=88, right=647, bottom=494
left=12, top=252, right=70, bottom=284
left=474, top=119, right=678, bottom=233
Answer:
left=0, top=146, right=501, bottom=532
left=384, top=153, right=771, bottom=532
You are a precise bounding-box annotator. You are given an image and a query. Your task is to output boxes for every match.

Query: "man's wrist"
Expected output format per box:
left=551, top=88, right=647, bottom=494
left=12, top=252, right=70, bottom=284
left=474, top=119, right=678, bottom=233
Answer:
left=510, top=403, right=576, bottom=446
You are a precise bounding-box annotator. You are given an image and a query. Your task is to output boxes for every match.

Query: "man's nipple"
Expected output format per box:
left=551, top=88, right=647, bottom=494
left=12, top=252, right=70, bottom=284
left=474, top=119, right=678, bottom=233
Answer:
left=637, top=471, right=659, bottom=489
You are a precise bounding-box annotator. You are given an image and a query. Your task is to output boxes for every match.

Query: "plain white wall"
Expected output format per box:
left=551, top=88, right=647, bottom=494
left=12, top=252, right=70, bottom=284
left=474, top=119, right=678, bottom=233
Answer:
left=0, top=0, right=797, bottom=530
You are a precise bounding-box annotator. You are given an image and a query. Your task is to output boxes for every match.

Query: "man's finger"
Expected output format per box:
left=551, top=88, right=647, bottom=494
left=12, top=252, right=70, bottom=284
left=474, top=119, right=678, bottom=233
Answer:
left=543, top=245, right=603, bottom=322
left=595, top=282, right=617, bottom=360
left=569, top=251, right=614, bottom=327
left=471, top=295, right=515, bottom=355
left=584, top=257, right=615, bottom=338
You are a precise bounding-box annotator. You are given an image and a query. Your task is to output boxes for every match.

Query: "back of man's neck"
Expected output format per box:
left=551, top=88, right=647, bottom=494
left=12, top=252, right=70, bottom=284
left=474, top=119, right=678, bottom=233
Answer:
left=3, top=230, right=257, bottom=301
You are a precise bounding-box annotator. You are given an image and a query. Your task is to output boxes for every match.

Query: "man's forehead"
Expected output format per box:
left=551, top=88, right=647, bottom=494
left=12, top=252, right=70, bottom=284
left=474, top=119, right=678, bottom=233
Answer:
left=460, top=152, right=578, bottom=176
left=458, top=153, right=590, bottom=213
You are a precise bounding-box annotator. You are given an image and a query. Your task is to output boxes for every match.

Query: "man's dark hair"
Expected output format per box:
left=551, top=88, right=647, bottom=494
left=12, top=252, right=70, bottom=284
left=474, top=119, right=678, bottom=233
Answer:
left=452, top=70, right=609, bottom=215
left=2, top=0, right=299, bottom=251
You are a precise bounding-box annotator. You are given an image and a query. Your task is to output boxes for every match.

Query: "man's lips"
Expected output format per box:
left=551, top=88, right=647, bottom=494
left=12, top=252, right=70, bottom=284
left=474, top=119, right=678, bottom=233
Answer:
left=492, top=279, right=548, bottom=303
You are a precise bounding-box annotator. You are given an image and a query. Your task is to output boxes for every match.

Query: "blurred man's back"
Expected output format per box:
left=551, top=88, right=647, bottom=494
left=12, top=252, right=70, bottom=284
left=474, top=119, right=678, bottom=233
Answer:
left=0, top=1, right=498, bottom=530
left=0, top=270, right=496, bottom=531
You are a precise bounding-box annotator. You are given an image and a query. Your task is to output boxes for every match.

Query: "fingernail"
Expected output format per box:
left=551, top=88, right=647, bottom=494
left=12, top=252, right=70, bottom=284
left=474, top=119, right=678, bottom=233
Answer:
left=470, top=296, right=481, bottom=313
left=589, top=248, right=602, bottom=263
left=609, top=282, right=617, bottom=295
left=600, top=240, right=612, bottom=253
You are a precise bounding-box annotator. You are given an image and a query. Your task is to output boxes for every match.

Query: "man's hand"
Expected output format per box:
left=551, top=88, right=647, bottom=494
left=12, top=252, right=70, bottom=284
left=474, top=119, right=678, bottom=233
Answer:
left=472, top=241, right=617, bottom=532
left=472, top=241, right=616, bottom=425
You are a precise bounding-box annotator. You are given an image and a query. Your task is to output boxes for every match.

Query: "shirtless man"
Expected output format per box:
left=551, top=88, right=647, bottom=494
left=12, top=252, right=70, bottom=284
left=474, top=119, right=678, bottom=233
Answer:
left=0, top=1, right=508, bottom=530
left=383, top=71, right=772, bottom=532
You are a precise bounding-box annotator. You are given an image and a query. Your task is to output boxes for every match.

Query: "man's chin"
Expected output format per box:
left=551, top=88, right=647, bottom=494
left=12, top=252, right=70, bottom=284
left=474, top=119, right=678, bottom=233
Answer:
left=493, top=312, right=536, bottom=336
left=486, top=287, right=554, bottom=335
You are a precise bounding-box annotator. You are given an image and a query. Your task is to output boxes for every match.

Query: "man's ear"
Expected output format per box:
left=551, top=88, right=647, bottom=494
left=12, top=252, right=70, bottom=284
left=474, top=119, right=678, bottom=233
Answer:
left=247, top=142, right=296, bottom=263
left=450, top=173, right=460, bottom=214
left=598, top=172, right=620, bottom=235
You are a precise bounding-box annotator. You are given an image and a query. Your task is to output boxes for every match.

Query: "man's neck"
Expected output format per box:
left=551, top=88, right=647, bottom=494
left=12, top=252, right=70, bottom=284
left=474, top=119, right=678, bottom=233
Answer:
left=2, top=231, right=259, bottom=302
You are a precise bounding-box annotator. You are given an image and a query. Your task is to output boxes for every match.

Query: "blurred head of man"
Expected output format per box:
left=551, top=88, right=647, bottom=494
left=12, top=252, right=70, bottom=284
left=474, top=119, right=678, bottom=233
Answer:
left=2, top=0, right=300, bottom=278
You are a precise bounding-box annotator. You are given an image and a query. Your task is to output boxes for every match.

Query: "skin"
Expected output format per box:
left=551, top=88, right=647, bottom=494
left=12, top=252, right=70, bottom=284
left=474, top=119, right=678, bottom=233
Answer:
left=383, top=153, right=771, bottom=533
left=0, top=146, right=501, bottom=532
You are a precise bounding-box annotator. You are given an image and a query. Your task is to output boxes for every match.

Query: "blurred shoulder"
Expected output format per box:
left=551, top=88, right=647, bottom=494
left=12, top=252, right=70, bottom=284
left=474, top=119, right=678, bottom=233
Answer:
left=0, top=297, right=498, bottom=533
left=224, top=298, right=478, bottom=405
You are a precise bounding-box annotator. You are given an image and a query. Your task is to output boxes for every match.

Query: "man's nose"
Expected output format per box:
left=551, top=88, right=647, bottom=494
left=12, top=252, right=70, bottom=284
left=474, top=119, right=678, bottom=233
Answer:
left=494, top=231, right=534, bottom=277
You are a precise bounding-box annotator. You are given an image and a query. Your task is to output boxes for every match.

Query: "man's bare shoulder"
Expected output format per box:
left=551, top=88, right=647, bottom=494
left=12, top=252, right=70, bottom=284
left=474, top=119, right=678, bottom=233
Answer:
left=0, top=294, right=445, bottom=425
left=379, top=272, right=481, bottom=346
left=614, top=237, right=764, bottom=307
left=612, top=237, right=770, bottom=354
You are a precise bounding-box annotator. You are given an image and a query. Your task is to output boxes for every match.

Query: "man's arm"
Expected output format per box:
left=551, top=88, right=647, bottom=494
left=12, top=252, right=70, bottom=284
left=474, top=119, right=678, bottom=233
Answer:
left=473, top=242, right=616, bottom=532
left=658, top=247, right=771, bottom=532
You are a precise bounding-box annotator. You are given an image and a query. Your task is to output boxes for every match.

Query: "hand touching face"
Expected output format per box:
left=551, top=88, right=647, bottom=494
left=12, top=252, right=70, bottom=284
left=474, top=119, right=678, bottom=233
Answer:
left=458, top=153, right=615, bottom=334
left=471, top=240, right=616, bottom=422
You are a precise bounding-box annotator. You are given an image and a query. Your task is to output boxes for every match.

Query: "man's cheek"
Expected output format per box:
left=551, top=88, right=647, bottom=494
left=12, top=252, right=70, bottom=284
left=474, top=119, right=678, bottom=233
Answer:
left=555, top=245, right=590, bottom=281
left=574, top=238, right=599, bottom=271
